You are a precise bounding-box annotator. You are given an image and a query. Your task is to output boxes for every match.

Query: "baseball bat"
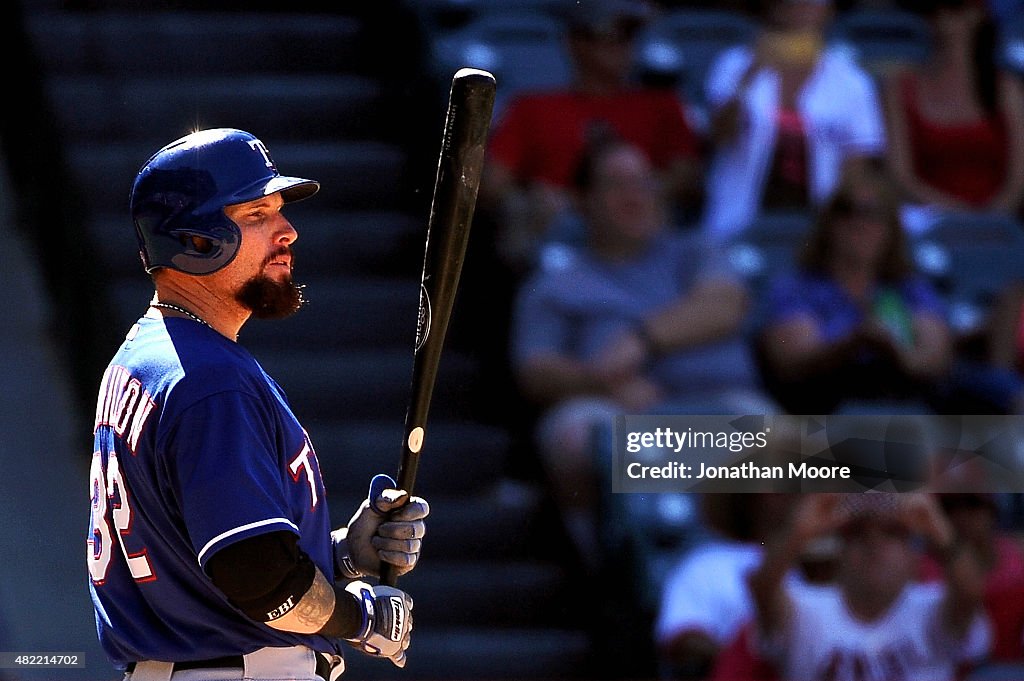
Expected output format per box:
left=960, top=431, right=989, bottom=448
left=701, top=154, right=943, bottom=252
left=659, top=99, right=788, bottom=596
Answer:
left=379, top=68, right=496, bottom=587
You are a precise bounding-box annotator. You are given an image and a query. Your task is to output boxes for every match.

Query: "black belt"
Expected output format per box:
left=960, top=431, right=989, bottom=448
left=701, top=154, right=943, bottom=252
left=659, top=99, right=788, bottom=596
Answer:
left=126, top=655, right=241, bottom=673
left=127, top=653, right=332, bottom=678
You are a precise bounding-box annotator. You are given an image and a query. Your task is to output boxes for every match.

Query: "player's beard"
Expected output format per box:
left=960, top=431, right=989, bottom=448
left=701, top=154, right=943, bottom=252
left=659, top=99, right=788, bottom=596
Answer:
left=235, top=248, right=306, bottom=319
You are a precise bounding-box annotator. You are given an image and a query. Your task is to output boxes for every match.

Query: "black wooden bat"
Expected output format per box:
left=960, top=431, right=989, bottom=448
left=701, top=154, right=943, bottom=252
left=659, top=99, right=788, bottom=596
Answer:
left=379, top=68, right=496, bottom=587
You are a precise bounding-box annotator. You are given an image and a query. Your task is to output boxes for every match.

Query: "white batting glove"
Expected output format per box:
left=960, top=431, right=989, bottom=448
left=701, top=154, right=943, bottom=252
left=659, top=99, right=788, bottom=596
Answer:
left=333, top=474, right=429, bottom=579
left=344, top=581, right=414, bottom=668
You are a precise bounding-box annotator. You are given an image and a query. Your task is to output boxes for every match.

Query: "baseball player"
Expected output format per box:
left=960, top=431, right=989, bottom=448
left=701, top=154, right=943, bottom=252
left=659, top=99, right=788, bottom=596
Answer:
left=87, top=128, right=429, bottom=681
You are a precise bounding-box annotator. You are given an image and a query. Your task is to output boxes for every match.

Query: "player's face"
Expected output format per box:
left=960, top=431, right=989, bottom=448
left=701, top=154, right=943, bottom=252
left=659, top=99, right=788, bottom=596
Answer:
left=221, top=192, right=304, bottom=318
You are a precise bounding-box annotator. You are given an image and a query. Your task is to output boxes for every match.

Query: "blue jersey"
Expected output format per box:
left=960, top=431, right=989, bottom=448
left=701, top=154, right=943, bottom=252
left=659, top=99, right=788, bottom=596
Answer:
left=87, top=314, right=342, bottom=668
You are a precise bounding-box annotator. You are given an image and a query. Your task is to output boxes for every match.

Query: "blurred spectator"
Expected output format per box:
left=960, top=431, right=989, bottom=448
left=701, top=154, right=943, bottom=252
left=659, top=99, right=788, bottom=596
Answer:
left=919, top=492, right=1024, bottom=662
left=510, top=136, right=771, bottom=569
left=700, top=0, right=886, bottom=243
left=478, top=0, right=704, bottom=272
left=756, top=164, right=953, bottom=414
left=748, top=493, right=991, bottom=680
left=655, top=494, right=799, bottom=680
left=989, top=280, right=1024, bottom=374
left=982, top=279, right=1024, bottom=413
left=882, top=0, right=1024, bottom=234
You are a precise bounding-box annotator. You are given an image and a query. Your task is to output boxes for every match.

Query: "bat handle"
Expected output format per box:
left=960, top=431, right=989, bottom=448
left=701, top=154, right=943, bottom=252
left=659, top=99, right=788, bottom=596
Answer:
left=377, top=446, right=421, bottom=587
left=379, top=561, right=399, bottom=587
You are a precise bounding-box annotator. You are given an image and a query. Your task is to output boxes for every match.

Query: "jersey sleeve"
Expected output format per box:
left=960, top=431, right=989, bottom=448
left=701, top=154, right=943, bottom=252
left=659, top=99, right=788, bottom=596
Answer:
left=163, top=389, right=300, bottom=568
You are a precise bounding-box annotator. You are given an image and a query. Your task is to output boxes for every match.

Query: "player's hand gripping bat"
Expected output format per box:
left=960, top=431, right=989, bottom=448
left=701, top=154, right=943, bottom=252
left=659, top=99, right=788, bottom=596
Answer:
left=378, top=68, right=496, bottom=587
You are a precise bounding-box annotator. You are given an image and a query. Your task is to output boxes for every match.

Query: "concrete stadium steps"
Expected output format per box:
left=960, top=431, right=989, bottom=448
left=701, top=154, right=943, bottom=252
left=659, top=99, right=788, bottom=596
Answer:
left=309, top=419, right=511, bottom=495
left=396, top=560, right=572, bottom=628
left=241, top=277, right=420, bottom=351
left=343, top=627, right=595, bottom=680
left=107, top=276, right=157, bottom=331
left=288, top=209, right=424, bottom=277
left=105, top=275, right=423, bottom=354
left=85, top=209, right=424, bottom=280
left=253, top=348, right=480, bottom=422
left=25, top=11, right=371, bottom=77
left=402, top=487, right=551, bottom=563
left=323, top=478, right=554, bottom=566
left=66, top=140, right=410, bottom=216
left=84, top=214, right=147, bottom=279
left=41, top=74, right=395, bottom=142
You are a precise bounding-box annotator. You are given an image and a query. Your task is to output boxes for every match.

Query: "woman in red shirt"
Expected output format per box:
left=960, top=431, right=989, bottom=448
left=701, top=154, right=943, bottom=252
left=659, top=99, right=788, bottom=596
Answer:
left=882, top=0, right=1024, bottom=213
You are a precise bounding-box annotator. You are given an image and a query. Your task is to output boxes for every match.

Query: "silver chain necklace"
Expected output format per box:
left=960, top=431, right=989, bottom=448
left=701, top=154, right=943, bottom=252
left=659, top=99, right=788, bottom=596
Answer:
left=150, top=302, right=212, bottom=329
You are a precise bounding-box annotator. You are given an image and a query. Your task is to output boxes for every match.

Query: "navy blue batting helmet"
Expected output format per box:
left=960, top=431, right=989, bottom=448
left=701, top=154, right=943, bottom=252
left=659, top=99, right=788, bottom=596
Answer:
left=130, top=128, right=319, bottom=275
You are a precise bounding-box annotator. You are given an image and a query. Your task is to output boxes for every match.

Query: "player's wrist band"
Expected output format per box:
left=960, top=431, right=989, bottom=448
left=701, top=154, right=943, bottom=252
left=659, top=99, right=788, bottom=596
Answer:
left=331, top=530, right=364, bottom=580
left=344, top=582, right=376, bottom=643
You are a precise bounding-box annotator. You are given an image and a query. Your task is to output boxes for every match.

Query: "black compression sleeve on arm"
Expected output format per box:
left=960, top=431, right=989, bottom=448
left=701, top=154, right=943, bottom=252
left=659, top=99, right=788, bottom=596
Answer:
left=205, top=530, right=367, bottom=638
left=206, top=530, right=315, bottom=622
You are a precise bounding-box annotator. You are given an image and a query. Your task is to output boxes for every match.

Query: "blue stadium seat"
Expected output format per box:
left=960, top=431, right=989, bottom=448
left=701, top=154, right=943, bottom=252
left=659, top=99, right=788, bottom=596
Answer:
left=404, top=0, right=566, bottom=32
left=428, top=10, right=573, bottom=114
left=725, top=209, right=813, bottom=291
left=636, top=9, right=758, bottom=117
left=911, top=211, right=1024, bottom=333
left=827, top=9, right=932, bottom=76
left=999, top=13, right=1024, bottom=75
left=966, top=663, right=1024, bottom=681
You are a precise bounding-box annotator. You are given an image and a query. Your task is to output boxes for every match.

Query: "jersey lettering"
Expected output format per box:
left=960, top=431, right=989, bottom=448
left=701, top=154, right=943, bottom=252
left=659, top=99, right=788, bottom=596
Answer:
left=815, top=646, right=911, bottom=681
left=88, top=449, right=155, bottom=584
left=288, top=441, right=319, bottom=510
left=94, top=365, right=157, bottom=453
left=88, top=453, right=113, bottom=584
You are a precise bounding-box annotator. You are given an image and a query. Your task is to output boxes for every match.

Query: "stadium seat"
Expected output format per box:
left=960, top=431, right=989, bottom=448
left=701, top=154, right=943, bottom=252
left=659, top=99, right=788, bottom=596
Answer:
left=428, top=10, right=573, bottom=114
left=403, top=0, right=566, bottom=33
left=966, top=663, right=1024, bottom=681
left=999, top=13, right=1024, bottom=75
left=827, top=8, right=932, bottom=76
left=636, top=9, right=758, bottom=115
left=911, top=211, right=1024, bottom=333
left=725, top=209, right=813, bottom=293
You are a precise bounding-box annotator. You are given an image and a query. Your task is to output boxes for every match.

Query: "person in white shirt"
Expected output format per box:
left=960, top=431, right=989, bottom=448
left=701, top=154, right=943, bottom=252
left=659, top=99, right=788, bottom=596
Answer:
left=700, top=0, right=886, bottom=243
left=655, top=494, right=799, bottom=678
left=749, top=493, right=991, bottom=681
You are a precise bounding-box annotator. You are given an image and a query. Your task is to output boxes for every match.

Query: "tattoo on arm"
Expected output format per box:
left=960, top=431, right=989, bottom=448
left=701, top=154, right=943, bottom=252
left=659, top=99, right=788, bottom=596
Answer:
left=265, top=568, right=336, bottom=634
